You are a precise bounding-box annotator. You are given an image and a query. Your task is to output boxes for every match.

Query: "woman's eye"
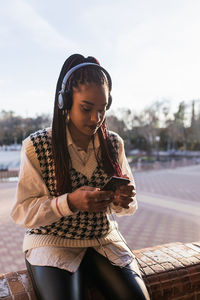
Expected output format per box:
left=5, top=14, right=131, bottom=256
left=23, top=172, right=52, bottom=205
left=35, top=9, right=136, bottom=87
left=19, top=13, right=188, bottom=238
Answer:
left=81, top=106, right=106, bottom=114
left=82, top=106, right=91, bottom=112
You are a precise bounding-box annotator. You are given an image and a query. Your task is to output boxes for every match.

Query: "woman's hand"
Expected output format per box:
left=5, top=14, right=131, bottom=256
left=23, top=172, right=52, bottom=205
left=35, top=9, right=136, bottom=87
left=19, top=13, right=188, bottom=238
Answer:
left=113, top=175, right=136, bottom=209
left=67, top=186, right=114, bottom=213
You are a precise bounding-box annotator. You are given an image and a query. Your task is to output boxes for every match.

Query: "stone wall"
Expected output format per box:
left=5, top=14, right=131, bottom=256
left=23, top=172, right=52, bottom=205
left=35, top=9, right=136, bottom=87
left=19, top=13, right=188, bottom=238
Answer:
left=0, top=241, right=200, bottom=300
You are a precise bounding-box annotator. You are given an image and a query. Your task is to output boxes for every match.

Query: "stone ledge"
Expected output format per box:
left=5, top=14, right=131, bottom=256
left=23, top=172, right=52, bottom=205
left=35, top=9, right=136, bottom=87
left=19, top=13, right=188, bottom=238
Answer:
left=0, top=241, right=200, bottom=300
left=135, top=241, right=200, bottom=300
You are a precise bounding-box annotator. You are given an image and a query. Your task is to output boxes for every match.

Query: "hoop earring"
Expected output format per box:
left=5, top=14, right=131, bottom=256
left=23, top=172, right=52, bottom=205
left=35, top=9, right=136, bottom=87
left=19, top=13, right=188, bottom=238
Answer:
left=66, top=110, right=70, bottom=123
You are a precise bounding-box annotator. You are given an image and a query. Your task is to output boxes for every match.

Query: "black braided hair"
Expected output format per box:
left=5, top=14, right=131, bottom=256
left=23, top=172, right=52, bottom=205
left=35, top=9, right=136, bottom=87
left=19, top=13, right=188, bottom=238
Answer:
left=52, top=54, right=122, bottom=194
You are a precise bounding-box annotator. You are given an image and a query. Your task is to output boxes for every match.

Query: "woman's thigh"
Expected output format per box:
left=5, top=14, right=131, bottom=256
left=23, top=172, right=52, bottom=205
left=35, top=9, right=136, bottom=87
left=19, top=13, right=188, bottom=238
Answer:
left=25, top=259, right=84, bottom=300
left=81, top=248, right=150, bottom=300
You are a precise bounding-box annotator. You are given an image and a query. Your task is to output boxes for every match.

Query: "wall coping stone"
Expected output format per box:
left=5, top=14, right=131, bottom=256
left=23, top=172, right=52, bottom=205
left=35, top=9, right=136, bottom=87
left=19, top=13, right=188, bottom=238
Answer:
left=0, top=241, right=200, bottom=300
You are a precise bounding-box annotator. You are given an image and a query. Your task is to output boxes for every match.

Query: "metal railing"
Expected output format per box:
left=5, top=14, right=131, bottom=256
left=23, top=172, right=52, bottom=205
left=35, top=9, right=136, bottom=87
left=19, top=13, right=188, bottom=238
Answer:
left=0, top=170, right=19, bottom=179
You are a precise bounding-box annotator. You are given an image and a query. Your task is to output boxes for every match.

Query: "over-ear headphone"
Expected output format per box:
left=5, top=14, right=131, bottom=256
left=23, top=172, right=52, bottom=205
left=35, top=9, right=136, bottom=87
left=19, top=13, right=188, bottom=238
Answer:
left=57, top=62, right=112, bottom=110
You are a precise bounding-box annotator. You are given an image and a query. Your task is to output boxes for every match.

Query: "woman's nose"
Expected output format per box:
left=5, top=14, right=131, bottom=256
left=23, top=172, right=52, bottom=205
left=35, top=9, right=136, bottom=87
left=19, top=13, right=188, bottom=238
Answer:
left=91, top=111, right=101, bottom=123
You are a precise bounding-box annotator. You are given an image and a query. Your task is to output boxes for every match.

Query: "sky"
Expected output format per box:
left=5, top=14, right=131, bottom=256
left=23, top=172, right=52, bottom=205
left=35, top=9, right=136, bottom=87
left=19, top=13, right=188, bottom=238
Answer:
left=0, top=0, right=200, bottom=118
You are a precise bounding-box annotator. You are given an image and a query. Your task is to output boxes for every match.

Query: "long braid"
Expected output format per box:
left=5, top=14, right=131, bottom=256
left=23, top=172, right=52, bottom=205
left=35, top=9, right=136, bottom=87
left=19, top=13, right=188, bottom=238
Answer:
left=52, top=104, right=72, bottom=194
left=98, top=123, right=123, bottom=177
left=52, top=55, right=82, bottom=194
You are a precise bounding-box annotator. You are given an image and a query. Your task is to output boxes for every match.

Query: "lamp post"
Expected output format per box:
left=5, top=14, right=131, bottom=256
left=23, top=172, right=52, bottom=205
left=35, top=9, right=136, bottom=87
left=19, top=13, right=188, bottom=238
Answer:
left=155, top=136, right=160, bottom=161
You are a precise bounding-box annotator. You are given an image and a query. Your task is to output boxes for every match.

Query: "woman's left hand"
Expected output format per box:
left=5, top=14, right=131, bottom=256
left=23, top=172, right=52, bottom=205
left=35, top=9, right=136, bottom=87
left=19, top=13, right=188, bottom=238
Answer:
left=113, top=182, right=136, bottom=209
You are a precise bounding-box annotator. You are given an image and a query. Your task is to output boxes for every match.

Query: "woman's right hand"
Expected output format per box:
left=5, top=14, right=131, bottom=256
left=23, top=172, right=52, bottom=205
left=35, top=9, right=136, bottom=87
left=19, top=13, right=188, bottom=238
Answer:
left=67, top=186, right=114, bottom=213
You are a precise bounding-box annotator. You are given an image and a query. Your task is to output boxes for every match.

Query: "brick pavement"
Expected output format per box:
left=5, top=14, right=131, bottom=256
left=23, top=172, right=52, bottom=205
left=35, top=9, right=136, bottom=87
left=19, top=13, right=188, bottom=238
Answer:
left=116, top=164, right=200, bottom=250
left=0, top=164, right=199, bottom=274
left=133, top=164, right=200, bottom=203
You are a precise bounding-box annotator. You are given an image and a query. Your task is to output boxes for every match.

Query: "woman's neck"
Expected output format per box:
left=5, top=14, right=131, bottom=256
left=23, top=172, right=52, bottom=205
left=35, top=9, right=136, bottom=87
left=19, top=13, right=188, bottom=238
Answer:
left=68, top=121, right=92, bottom=151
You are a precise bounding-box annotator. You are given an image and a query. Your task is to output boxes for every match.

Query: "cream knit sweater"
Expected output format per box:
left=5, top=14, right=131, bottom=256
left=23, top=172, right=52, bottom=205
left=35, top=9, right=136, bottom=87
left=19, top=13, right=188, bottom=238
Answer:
left=11, top=127, right=138, bottom=271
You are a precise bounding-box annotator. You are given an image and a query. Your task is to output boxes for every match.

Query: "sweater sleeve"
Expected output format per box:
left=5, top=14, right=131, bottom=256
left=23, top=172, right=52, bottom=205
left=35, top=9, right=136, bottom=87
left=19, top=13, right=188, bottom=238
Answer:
left=108, top=134, right=138, bottom=216
left=10, top=137, right=75, bottom=229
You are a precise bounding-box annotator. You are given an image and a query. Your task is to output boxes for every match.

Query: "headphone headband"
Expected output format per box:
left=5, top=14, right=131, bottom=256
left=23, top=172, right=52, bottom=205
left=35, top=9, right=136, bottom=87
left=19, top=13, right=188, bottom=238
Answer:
left=60, top=62, right=112, bottom=93
left=57, top=62, right=112, bottom=110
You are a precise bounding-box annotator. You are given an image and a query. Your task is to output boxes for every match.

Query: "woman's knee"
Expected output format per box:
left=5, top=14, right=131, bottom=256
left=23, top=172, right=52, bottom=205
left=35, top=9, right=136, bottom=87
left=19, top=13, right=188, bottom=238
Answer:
left=81, top=251, right=150, bottom=300
left=125, top=261, right=151, bottom=300
left=127, top=274, right=150, bottom=300
left=26, top=259, right=85, bottom=300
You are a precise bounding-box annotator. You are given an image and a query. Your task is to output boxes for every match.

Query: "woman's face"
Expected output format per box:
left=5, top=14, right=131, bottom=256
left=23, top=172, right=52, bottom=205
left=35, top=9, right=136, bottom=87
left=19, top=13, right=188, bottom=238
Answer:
left=69, top=82, right=109, bottom=136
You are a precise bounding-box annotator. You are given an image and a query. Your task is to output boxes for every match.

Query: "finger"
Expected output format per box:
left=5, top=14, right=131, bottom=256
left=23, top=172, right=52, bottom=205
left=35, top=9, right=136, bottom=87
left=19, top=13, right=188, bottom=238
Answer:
left=93, top=198, right=113, bottom=205
left=115, top=185, right=132, bottom=194
left=97, top=190, right=114, bottom=197
left=120, top=203, right=130, bottom=209
left=117, top=189, right=135, bottom=197
left=119, top=187, right=135, bottom=196
left=121, top=174, right=129, bottom=179
left=118, top=191, right=136, bottom=198
left=91, top=191, right=114, bottom=201
left=120, top=184, right=135, bottom=191
left=80, top=186, right=100, bottom=191
left=114, top=194, right=133, bottom=205
left=117, top=197, right=132, bottom=207
left=95, top=198, right=112, bottom=205
left=118, top=195, right=134, bottom=202
left=113, top=199, right=130, bottom=209
left=99, top=193, right=114, bottom=202
left=115, top=188, right=135, bottom=197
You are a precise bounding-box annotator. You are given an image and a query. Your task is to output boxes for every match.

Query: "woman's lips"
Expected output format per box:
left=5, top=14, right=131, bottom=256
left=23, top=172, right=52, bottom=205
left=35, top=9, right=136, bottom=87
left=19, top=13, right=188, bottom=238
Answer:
left=88, top=125, right=97, bottom=131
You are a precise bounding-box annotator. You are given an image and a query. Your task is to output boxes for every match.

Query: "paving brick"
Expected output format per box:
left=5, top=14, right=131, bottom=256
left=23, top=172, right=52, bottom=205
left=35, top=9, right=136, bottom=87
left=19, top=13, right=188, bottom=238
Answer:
left=7, top=277, right=25, bottom=295
left=177, top=268, right=192, bottom=293
left=189, top=256, right=200, bottom=264
left=4, top=273, right=18, bottom=279
left=186, top=243, right=200, bottom=253
left=0, top=278, right=10, bottom=298
left=143, top=249, right=177, bottom=264
left=150, top=264, right=166, bottom=273
left=142, top=265, right=155, bottom=276
left=13, top=294, right=29, bottom=300
left=28, top=291, right=37, bottom=300
left=170, top=244, right=199, bottom=258
left=17, top=272, right=32, bottom=293
left=134, top=257, right=147, bottom=268
left=181, top=257, right=200, bottom=267
left=136, top=254, right=156, bottom=266
left=161, top=262, right=176, bottom=271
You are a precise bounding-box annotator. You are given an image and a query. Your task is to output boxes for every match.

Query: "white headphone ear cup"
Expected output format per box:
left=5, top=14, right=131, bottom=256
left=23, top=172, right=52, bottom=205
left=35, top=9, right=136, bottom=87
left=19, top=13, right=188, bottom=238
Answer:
left=58, top=92, right=64, bottom=109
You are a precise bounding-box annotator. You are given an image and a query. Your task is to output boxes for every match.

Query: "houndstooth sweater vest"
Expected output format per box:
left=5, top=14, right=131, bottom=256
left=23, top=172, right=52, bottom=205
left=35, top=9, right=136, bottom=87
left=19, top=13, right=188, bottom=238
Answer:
left=26, top=129, right=119, bottom=240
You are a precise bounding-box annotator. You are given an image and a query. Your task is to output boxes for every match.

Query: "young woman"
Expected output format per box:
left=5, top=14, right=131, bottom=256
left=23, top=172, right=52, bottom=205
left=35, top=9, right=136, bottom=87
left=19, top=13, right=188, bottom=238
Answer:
left=11, top=54, right=150, bottom=300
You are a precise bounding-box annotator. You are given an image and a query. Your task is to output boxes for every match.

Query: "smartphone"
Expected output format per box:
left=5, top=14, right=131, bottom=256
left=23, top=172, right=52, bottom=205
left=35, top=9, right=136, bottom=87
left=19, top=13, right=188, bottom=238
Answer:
left=101, top=176, right=130, bottom=191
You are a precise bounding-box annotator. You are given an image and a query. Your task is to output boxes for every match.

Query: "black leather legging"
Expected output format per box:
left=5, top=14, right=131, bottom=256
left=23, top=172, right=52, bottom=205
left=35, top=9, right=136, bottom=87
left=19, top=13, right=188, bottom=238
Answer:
left=26, top=248, right=150, bottom=300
